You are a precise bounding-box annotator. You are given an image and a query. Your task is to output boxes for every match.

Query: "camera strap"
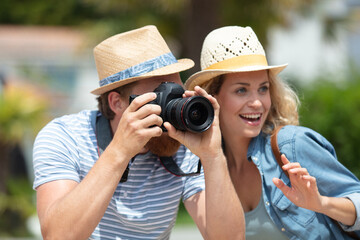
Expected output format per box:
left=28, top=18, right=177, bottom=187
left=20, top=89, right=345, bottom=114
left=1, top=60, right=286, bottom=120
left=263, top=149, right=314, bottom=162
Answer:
left=95, top=114, right=129, bottom=182
left=95, top=114, right=202, bottom=182
left=159, top=156, right=202, bottom=177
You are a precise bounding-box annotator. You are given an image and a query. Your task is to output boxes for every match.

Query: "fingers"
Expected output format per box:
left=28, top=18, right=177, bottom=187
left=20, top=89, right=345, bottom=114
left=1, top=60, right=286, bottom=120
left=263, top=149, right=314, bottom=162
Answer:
left=281, top=154, right=309, bottom=175
left=273, top=177, right=291, bottom=193
left=280, top=155, right=314, bottom=183
left=301, top=175, right=317, bottom=188
left=184, top=86, right=220, bottom=111
left=194, top=86, right=220, bottom=110
left=164, top=122, right=185, bottom=142
left=135, top=105, right=162, bottom=126
left=126, top=92, right=163, bottom=128
left=115, top=92, right=164, bottom=153
left=288, top=168, right=309, bottom=176
left=183, top=90, right=196, bottom=98
left=127, top=92, right=158, bottom=112
left=280, top=154, right=290, bottom=165
left=281, top=157, right=317, bottom=191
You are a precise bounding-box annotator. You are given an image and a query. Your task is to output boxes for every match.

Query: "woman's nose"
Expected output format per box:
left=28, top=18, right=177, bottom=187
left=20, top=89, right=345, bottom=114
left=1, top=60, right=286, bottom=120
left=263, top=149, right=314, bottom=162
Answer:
left=247, top=97, right=262, bottom=108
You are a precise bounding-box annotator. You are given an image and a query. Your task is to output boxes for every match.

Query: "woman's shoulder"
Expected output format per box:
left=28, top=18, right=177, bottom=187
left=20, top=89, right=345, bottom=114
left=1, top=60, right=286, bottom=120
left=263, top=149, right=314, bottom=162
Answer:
left=276, top=125, right=323, bottom=142
left=276, top=125, right=335, bottom=156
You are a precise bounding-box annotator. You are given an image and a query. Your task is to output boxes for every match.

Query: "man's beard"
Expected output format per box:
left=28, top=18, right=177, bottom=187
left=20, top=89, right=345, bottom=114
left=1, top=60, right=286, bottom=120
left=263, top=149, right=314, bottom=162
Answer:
left=145, top=133, right=181, bottom=157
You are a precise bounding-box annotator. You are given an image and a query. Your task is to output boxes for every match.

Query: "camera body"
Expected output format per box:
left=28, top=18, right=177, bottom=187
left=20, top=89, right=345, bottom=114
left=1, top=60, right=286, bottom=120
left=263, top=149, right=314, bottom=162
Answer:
left=129, top=82, right=214, bottom=133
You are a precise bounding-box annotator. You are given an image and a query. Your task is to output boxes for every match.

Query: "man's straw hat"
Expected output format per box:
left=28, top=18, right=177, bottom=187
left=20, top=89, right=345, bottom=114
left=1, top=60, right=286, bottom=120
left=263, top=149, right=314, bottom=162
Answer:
left=185, top=26, right=287, bottom=90
left=91, top=25, right=194, bottom=95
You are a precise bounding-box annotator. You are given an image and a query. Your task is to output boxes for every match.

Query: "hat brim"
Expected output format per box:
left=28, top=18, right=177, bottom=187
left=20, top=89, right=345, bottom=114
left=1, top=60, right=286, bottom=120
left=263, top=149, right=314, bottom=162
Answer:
left=185, top=64, right=288, bottom=90
left=91, top=58, right=194, bottom=95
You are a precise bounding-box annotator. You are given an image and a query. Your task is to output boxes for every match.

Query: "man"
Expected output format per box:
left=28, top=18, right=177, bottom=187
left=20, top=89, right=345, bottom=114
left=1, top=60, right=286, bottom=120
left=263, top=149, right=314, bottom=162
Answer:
left=33, top=25, right=245, bottom=240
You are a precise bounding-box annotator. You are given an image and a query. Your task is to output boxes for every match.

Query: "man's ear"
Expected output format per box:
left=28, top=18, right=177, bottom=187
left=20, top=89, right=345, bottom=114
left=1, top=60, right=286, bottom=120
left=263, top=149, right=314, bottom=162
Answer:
left=108, top=91, right=127, bottom=115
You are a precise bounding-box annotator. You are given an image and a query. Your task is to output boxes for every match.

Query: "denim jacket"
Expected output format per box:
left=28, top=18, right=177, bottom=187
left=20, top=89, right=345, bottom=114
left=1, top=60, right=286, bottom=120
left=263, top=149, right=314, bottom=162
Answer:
left=247, top=125, right=360, bottom=240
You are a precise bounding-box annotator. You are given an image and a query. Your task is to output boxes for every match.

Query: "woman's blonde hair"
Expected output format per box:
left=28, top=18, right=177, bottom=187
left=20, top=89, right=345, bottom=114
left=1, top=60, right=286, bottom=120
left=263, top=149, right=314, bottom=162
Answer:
left=199, top=71, right=300, bottom=135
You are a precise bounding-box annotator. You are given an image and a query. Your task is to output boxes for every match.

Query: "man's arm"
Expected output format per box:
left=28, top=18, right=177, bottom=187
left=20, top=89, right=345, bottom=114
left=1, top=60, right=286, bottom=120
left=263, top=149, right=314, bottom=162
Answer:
left=36, top=149, right=129, bottom=239
left=36, top=92, right=163, bottom=240
left=166, top=86, right=245, bottom=240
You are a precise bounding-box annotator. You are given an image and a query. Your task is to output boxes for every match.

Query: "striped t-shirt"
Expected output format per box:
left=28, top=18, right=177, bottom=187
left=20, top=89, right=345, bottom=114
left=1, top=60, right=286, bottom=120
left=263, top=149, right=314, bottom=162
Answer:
left=33, top=110, right=205, bottom=240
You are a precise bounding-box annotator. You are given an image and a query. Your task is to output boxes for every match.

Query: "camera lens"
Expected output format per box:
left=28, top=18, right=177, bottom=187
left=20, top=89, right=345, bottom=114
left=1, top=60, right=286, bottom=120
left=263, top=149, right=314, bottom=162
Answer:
left=165, top=96, right=214, bottom=133
left=188, top=102, right=207, bottom=126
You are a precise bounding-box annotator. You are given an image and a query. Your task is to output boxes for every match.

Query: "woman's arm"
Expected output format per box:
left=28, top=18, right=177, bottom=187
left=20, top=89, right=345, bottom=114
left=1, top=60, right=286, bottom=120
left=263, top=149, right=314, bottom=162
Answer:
left=167, top=86, right=245, bottom=240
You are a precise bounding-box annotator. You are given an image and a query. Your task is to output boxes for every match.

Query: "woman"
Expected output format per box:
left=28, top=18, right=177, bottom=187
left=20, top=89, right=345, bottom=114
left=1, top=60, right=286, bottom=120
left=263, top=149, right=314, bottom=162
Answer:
left=184, top=26, right=360, bottom=239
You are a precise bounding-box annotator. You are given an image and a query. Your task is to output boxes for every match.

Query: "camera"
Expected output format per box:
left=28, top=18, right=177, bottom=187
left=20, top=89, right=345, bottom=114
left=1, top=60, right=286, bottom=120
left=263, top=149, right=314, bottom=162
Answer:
left=129, top=82, right=214, bottom=133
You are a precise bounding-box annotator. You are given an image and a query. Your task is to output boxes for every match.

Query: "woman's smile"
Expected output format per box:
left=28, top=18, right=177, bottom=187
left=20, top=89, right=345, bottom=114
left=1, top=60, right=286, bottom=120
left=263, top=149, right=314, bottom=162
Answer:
left=239, top=112, right=263, bottom=126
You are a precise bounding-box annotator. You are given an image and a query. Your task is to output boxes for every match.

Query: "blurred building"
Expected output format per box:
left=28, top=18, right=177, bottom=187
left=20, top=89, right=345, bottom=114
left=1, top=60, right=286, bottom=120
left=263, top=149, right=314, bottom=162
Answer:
left=347, top=0, right=360, bottom=67
left=267, top=0, right=360, bottom=83
left=0, top=25, right=99, bottom=117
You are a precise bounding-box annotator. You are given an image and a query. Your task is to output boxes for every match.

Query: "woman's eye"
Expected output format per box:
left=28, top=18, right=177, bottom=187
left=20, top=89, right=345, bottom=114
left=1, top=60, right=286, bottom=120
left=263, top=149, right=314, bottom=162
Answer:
left=259, top=86, right=269, bottom=93
left=236, top=88, right=247, bottom=94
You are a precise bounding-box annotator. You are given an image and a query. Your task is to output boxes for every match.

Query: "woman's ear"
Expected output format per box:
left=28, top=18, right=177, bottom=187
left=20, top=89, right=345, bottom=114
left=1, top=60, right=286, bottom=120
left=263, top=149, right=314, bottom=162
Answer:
left=108, top=91, right=126, bottom=115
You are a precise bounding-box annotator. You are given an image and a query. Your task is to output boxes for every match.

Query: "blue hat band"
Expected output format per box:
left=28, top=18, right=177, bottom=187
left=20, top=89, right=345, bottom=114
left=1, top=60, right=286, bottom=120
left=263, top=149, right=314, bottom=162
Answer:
left=99, top=52, right=177, bottom=87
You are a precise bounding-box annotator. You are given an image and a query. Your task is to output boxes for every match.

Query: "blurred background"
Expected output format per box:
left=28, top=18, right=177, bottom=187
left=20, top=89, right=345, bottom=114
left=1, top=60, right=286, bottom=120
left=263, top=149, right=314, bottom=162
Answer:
left=0, top=0, right=360, bottom=239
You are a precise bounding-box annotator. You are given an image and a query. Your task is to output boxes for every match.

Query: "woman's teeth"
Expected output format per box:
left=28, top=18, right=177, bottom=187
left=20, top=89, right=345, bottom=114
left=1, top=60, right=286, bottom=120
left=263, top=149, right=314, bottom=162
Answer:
left=240, top=113, right=261, bottom=121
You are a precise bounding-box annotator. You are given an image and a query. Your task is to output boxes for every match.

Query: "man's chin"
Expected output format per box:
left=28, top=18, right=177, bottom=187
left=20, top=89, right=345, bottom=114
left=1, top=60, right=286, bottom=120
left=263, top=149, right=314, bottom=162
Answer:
left=145, top=134, right=181, bottom=157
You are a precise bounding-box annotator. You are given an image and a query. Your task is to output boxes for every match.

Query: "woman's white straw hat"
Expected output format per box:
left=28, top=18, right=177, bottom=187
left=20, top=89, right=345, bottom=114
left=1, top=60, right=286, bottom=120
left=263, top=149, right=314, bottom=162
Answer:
left=185, top=26, right=288, bottom=90
left=91, top=25, right=194, bottom=95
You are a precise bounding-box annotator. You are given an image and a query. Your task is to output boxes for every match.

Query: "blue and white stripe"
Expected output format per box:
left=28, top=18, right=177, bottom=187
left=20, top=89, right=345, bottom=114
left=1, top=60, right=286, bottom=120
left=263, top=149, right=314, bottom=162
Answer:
left=33, top=110, right=204, bottom=240
left=99, top=52, right=178, bottom=87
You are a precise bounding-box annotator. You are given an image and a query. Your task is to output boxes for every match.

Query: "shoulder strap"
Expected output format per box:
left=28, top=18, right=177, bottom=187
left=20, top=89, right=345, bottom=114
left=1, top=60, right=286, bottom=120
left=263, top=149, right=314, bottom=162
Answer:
left=96, top=114, right=130, bottom=182
left=96, top=114, right=113, bottom=156
left=271, top=126, right=288, bottom=178
left=271, top=126, right=360, bottom=239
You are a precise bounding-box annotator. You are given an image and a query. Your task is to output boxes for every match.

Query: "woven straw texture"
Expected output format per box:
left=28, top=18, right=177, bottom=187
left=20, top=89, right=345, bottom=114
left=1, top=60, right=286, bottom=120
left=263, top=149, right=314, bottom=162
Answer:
left=92, top=25, right=194, bottom=95
left=185, top=26, right=287, bottom=90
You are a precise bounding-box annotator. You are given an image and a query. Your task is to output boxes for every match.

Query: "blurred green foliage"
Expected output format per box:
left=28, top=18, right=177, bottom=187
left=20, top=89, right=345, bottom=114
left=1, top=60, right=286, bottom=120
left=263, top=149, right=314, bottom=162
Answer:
left=0, top=84, right=49, bottom=237
left=175, top=201, right=195, bottom=226
left=0, top=178, right=36, bottom=237
left=298, top=70, right=360, bottom=178
left=0, top=0, right=98, bottom=26
left=0, top=84, right=49, bottom=144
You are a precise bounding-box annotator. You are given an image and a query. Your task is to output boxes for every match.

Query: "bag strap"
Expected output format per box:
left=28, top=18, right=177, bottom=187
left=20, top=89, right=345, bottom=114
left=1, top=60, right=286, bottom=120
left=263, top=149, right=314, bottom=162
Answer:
left=270, top=126, right=359, bottom=239
left=270, top=126, right=288, bottom=178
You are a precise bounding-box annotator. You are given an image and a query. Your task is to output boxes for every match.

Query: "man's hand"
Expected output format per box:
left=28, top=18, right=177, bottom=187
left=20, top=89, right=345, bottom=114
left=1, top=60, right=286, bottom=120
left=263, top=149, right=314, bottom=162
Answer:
left=111, top=92, right=163, bottom=159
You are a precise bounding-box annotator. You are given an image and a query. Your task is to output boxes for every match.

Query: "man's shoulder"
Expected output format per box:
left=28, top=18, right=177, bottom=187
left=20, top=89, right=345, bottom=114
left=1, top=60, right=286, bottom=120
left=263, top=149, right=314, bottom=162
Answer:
left=48, top=110, right=97, bottom=129
left=37, top=110, right=98, bottom=140
left=53, top=110, right=97, bottom=124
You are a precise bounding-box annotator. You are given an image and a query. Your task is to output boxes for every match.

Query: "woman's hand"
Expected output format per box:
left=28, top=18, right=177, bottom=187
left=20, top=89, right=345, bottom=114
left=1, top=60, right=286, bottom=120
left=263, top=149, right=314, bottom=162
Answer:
left=272, top=154, right=356, bottom=226
left=272, top=154, right=324, bottom=212
left=164, top=86, right=223, bottom=161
